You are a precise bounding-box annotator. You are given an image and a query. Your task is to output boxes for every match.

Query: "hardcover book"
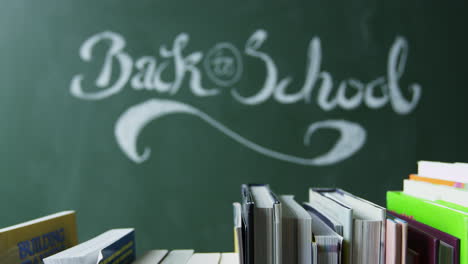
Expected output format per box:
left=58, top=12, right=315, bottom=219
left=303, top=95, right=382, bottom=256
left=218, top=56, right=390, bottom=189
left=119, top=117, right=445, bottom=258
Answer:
left=0, top=211, right=78, bottom=264
left=389, top=211, right=460, bottom=264
left=387, top=191, right=468, bottom=264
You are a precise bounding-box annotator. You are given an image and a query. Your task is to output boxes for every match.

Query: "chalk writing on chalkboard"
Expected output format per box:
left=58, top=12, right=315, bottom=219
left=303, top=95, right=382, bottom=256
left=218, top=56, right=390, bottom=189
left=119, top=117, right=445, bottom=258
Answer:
left=70, top=29, right=422, bottom=166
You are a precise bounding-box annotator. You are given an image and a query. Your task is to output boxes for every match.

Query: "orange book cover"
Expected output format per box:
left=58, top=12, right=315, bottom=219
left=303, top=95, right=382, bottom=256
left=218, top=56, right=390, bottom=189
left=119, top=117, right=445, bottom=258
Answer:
left=409, top=174, right=466, bottom=189
left=0, top=211, right=78, bottom=264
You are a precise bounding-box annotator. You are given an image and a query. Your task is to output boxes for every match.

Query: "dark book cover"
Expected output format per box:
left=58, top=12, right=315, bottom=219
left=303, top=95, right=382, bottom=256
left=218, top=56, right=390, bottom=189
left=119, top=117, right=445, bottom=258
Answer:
left=98, top=230, right=135, bottom=264
left=407, top=225, right=438, bottom=264
left=389, top=211, right=460, bottom=264
left=241, top=184, right=255, bottom=264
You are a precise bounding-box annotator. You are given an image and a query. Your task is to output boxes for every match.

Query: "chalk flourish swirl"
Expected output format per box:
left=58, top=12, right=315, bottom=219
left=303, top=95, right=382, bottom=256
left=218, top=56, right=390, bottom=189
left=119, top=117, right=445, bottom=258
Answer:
left=114, top=99, right=366, bottom=166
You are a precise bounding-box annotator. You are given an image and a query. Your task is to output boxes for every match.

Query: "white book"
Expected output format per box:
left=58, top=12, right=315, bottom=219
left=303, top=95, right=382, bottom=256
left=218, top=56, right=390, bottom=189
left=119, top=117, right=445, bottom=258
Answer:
left=279, top=195, right=312, bottom=264
left=43, top=228, right=135, bottom=264
left=403, top=179, right=468, bottom=207
left=160, top=250, right=194, bottom=264
left=323, top=190, right=386, bottom=264
left=134, top=250, right=168, bottom=264
left=220, top=253, right=239, bottom=264
left=249, top=185, right=282, bottom=264
left=418, top=160, right=468, bottom=182
left=303, top=203, right=343, bottom=264
left=186, top=253, right=220, bottom=264
left=309, top=189, right=353, bottom=264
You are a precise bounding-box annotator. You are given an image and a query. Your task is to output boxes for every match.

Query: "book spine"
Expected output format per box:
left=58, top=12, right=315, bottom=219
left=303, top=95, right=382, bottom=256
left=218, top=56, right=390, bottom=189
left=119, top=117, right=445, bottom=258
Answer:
left=387, top=192, right=468, bottom=264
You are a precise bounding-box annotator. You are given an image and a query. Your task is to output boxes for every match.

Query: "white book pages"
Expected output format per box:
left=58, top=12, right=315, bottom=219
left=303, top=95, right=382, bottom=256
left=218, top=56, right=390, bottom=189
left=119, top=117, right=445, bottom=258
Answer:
left=134, top=250, right=168, bottom=264
left=323, top=190, right=386, bottom=264
left=43, top=229, right=134, bottom=264
left=309, top=190, right=353, bottom=264
left=160, top=250, right=194, bottom=264
left=279, top=195, right=312, bottom=264
left=305, top=204, right=343, bottom=264
left=220, top=253, right=239, bottom=264
left=323, top=192, right=384, bottom=220
left=386, top=219, right=398, bottom=264
left=186, top=253, right=221, bottom=264
left=418, top=161, right=468, bottom=182
left=403, top=179, right=468, bottom=207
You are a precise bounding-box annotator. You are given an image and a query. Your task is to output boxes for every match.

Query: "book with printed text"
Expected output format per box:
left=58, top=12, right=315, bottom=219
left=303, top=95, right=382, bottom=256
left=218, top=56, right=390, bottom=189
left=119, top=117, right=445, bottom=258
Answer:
left=0, top=211, right=78, bottom=264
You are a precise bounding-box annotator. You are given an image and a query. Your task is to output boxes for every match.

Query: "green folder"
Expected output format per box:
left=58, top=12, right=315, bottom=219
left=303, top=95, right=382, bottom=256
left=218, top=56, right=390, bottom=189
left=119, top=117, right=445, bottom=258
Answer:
left=387, top=191, right=468, bottom=264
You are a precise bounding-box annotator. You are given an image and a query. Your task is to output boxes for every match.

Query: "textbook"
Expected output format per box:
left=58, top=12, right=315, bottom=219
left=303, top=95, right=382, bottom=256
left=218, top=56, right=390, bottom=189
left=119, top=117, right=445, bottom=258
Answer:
left=279, top=195, right=313, bottom=264
left=240, top=184, right=281, bottom=264
left=387, top=191, right=468, bottom=264
left=309, top=189, right=352, bottom=264
left=303, top=203, right=343, bottom=264
left=311, top=188, right=386, bottom=264
left=0, top=211, right=78, bottom=264
left=43, top=228, right=135, bottom=264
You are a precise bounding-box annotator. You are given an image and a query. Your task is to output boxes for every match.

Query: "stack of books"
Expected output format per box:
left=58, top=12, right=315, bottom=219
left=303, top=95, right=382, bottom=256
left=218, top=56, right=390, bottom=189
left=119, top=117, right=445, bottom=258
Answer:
left=232, top=161, right=466, bottom=264
left=1, top=160, right=466, bottom=264
left=387, top=160, right=468, bottom=264
left=0, top=212, right=237, bottom=264
left=234, top=184, right=387, bottom=264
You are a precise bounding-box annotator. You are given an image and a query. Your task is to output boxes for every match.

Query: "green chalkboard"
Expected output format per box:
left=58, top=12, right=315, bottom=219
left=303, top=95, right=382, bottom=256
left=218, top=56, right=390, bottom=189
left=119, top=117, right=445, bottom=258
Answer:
left=1, top=0, right=468, bottom=254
